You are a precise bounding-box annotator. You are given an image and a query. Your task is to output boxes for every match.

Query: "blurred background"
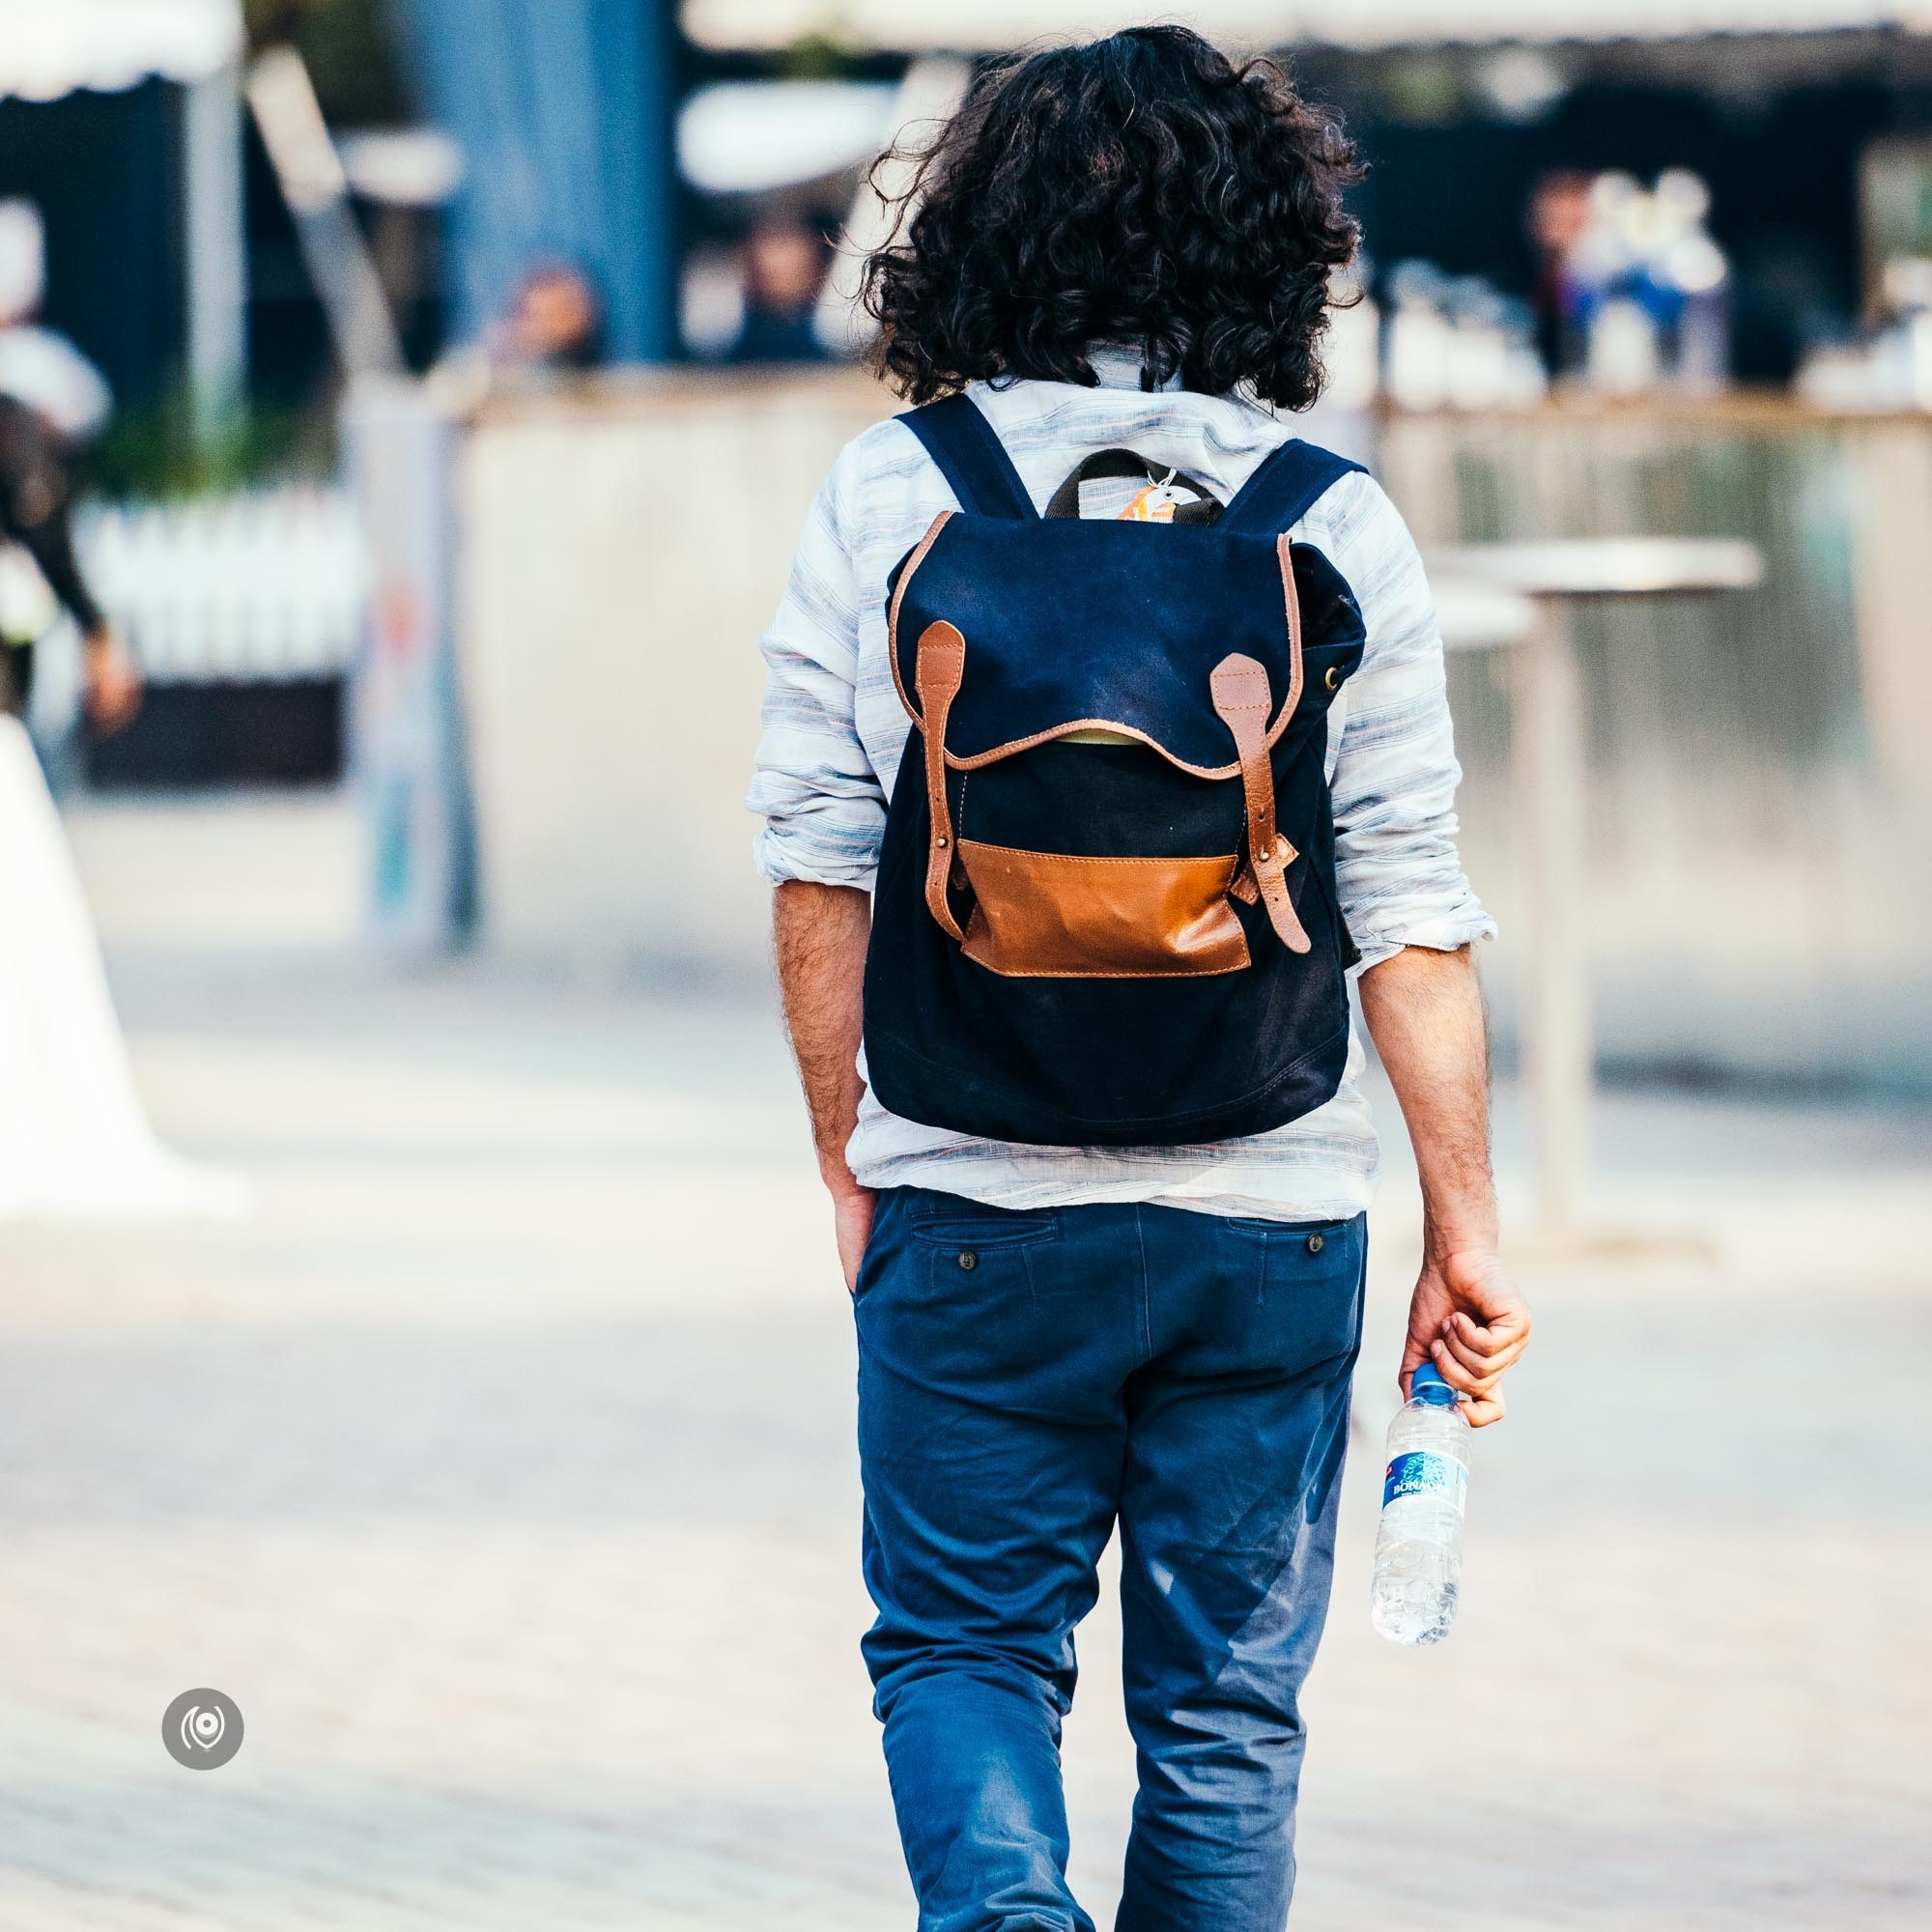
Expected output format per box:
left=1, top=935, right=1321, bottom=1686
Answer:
left=0, top=3, right=1927, bottom=1927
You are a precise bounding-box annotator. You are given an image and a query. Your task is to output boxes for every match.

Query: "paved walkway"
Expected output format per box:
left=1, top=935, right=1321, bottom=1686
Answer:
left=1, top=794, right=1928, bottom=1928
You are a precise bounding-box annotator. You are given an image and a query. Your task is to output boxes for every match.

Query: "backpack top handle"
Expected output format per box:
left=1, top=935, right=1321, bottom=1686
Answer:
left=897, top=394, right=1039, bottom=520
left=1041, top=449, right=1222, bottom=523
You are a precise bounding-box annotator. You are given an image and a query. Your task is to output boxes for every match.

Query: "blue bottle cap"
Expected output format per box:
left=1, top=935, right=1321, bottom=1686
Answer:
left=1409, top=1359, right=1461, bottom=1404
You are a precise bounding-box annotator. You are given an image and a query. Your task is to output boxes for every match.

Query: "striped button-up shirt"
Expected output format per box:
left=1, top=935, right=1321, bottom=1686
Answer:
left=749, top=359, right=1493, bottom=1222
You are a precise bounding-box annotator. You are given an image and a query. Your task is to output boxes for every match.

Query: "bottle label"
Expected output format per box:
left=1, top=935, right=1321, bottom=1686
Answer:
left=1383, top=1451, right=1466, bottom=1516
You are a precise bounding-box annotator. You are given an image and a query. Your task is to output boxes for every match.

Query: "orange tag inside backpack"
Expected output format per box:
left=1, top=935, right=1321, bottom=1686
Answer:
left=1118, top=482, right=1179, bottom=523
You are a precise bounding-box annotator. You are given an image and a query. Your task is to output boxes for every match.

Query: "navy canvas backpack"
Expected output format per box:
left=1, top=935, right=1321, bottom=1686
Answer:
left=863, top=392, right=1368, bottom=1148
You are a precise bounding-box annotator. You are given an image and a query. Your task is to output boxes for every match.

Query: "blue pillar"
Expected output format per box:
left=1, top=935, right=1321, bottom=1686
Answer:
left=388, top=0, right=677, bottom=362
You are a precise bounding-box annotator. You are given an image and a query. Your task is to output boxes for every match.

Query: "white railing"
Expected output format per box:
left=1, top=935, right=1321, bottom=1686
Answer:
left=76, top=485, right=369, bottom=682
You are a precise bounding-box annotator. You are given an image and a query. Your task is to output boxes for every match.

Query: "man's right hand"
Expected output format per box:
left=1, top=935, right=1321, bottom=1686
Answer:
left=773, top=880, right=877, bottom=1295
left=831, top=1182, right=877, bottom=1294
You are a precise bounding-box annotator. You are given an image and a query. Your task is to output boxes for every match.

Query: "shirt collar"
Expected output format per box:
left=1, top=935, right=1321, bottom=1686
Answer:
left=1085, top=341, right=1185, bottom=392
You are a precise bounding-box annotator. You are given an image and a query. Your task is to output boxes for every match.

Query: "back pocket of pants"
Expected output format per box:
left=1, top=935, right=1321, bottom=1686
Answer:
left=1215, top=1214, right=1365, bottom=1377
left=907, top=1207, right=1057, bottom=1301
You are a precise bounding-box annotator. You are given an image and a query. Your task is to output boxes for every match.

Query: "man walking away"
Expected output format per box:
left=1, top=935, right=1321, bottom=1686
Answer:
left=750, top=29, right=1530, bottom=1931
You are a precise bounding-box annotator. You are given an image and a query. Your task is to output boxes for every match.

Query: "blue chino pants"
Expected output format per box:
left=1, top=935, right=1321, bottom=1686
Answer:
left=852, top=1185, right=1367, bottom=1932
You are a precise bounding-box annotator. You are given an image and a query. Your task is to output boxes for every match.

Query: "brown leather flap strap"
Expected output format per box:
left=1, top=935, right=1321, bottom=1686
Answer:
left=914, top=620, right=968, bottom=942
left=1209, top=652, right=1312, bottom=956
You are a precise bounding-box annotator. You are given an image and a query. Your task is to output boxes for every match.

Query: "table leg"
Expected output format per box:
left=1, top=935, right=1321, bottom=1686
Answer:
left=1517, top=599, right=1592, bottom=1235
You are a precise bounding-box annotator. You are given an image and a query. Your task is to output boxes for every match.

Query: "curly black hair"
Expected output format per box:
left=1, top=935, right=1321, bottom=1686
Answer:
left=860, top=26, right=1364, bottom=410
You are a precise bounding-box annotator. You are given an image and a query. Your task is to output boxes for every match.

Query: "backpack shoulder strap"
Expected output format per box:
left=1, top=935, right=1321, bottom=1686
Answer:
left=897, top=393, right=1038, bottom=521
left=1217, top=438, right=1366, bottom=536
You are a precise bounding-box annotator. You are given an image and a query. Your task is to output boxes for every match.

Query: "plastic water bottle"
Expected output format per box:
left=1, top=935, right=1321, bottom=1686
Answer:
left=1371, top=1360, right=1470, bottom=1645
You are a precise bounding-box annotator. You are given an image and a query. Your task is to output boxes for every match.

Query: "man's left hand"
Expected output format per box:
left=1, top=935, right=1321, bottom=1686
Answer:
left=1399, top=1245, right=1530, bottom=1428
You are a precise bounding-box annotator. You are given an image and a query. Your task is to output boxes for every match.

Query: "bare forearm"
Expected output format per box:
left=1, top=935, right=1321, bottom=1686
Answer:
left=1359, top=944, right=1496, bottom=1255
left=1362, top=945, right=1528, bottom=1425
left=772, top=880, right=871, bottom=1192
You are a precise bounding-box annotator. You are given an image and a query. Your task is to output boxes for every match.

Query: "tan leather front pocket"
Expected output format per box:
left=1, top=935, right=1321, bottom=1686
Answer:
left=957, top=839, right=1251, bottom=979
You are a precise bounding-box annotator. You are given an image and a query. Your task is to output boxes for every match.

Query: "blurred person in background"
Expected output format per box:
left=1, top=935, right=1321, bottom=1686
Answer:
left=0, top=199, right=139, bottom=731
left=753, top=28, right=1529, bottom=1931
left=0, top=209, right=231, bottom=1221
left=1527, top=168, right=1594, bottom=380
left=433, top=257, right=608, bottom=413
left=725, top=212, right=831, bottom=363
left=492, top=257, right=607, bottom=373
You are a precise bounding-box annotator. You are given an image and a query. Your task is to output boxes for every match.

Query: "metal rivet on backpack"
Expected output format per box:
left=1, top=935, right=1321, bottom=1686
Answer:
left=1306, top=1232, right=1325, bottom=1254
left=1324, top=664, right=1342, bottom=691
left=957, top=1250, right=977, bottom=1271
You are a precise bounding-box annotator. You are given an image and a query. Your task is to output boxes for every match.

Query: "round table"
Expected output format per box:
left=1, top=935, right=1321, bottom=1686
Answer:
left=1425, top=538, right=1765, bottom=1240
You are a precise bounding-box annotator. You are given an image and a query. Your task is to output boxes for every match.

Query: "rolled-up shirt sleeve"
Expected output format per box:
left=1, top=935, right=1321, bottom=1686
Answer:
left=1326, top=478, right=1497, bottom=970
left=748, top=447, right=886, bottom=890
